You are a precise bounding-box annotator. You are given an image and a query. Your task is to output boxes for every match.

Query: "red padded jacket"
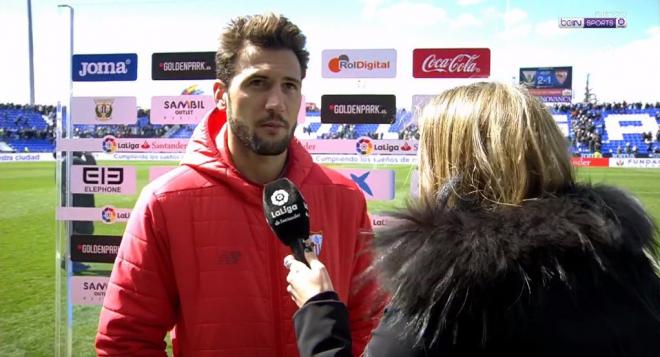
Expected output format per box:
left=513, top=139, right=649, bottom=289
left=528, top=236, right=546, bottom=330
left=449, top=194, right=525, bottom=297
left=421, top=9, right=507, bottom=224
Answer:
left=96, top=108, right=379, bottom=356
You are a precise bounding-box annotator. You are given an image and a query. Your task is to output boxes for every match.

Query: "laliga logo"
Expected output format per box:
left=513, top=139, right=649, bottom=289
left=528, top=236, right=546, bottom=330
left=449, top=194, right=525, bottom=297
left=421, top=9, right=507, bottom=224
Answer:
left=102, top=136, right=118, bottom=153
left=356, top=137, right=374, bottom=155
left=101, top=206, right=117, bottom=224
left=271, top=190, right=289, bottom=206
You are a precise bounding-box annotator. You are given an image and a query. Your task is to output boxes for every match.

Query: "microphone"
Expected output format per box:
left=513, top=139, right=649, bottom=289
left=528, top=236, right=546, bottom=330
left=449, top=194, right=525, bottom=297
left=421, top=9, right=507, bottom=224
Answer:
left=263, top=178, right=310, bottom=267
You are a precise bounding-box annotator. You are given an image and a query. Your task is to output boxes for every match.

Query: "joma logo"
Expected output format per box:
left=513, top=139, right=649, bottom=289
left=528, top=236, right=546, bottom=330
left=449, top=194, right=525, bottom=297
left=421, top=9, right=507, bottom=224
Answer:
left=78, top=60, right=130, bottom=77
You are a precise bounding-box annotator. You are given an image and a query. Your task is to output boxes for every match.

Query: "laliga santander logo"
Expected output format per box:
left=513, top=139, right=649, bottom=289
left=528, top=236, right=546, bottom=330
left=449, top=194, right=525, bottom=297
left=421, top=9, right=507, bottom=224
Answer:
left=101, top=206, right=117, bottom=224
left=102, top=136, right=118, bottom=153
left=271, top=190, right=289, bottom=206
left=356, top=137, right=374, bottom=155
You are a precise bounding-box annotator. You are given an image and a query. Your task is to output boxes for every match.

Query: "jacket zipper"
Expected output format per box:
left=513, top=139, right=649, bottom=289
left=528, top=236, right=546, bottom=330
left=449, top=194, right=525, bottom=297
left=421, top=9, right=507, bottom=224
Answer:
left=269, top=228, right=284, bottom=357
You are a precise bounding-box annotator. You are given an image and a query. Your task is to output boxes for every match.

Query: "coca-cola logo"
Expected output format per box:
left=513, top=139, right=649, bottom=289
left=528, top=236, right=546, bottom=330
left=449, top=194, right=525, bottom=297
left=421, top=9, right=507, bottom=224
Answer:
left=421, top=54, right=481, bottom=73
left=413, top=48, right=490, bottom=78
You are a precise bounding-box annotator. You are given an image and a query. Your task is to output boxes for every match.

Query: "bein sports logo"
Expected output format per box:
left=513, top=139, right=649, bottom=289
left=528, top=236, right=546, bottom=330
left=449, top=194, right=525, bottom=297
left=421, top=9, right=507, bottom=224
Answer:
left=102, top=136, right=118, bottom=153
left=271, top=190, right=289, bottom=206
left=101, top=206, right=117, bottom=224
left=356, top=138, right=374, bottom=155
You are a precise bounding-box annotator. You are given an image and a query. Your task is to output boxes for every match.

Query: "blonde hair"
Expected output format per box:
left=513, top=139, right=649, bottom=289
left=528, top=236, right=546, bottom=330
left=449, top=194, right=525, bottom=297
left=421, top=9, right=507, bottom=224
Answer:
left=418, top=82, right=574, bottom=208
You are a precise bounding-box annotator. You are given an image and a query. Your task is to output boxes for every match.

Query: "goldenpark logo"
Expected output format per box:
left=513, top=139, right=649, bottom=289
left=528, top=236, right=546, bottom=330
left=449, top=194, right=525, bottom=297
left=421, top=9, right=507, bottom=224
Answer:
left=152, top=52, right=216, bottom=80
left=322, top=49, right=396, bottom=78
left=321, top=95, right=396, bottom=124
left=72, top=53, right=138, bottom=82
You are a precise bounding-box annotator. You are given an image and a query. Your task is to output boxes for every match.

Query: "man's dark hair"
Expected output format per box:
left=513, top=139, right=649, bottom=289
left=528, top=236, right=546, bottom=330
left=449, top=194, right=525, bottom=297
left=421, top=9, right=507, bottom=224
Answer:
left=216, top=13, right=309, bottom=85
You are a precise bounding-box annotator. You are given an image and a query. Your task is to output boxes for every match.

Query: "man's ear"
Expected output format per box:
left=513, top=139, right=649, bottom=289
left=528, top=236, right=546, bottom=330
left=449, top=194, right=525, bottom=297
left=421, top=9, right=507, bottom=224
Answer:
left=213, top=80, right=228, bottom=110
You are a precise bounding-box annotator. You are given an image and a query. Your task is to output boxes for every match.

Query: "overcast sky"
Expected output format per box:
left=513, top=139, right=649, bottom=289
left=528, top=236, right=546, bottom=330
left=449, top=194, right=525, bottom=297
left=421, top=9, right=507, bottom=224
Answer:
left=1, top=0, right=658, bottom=108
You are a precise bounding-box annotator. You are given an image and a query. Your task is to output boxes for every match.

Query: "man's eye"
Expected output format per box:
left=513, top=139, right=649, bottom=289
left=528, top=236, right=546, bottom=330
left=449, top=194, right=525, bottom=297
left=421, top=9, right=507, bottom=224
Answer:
left=284, top=82, right=299, bottom=91
left=249, top=79, right=266, bottom=87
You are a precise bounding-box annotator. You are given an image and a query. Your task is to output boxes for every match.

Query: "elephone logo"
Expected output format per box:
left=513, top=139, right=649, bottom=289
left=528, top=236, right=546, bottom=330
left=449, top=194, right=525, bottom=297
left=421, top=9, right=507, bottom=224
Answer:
left=74, top=166, right=136, bottom=195
left=271, top=190, right=289, bottom=206
left=322, top=49, right=396, bottom=78
left=356, top=138, right=374, bottom=155
left=152, top=52, right=216, bottom=80
left=83, top=167, right=123, bottom=185
left=72, top=53, right=138, bottom=81
left=94, top=98, right=114, bottom=121
left=102, top=136, right=118, bottom=153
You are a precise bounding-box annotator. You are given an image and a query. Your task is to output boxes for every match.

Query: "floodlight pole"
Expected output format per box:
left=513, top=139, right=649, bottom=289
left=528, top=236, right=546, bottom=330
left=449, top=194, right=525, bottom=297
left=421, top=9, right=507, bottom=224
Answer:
left=27, top=0, right=35, bottom=105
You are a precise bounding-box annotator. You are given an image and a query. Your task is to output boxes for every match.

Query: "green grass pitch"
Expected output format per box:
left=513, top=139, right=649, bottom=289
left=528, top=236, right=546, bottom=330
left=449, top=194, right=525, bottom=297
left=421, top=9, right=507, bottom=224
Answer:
left=1, top=161, right=658, bottom=356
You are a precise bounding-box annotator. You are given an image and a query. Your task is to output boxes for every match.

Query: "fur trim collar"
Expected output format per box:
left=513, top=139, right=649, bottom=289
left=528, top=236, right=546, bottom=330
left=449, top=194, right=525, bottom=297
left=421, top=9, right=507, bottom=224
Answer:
left=373, top=184, right=658, bottom=345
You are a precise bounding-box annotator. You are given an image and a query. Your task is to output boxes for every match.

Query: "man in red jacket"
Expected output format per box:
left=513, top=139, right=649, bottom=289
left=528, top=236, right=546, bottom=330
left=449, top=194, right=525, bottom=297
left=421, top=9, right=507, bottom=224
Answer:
left=96, top=13, right=379, bottom=357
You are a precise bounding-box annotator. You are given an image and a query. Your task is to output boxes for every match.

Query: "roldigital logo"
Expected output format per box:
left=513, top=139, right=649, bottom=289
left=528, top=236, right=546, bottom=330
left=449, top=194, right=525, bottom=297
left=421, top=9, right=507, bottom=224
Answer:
left=328, top=55, right=391, bottom=73
left=322, top=49, right=396, bottom=78
left=413, top=48, right=490, bottom=78
left=72, top=53, right=138, bottom=81
left=152, top=52, right=216, bottom=80
left=321, top=95, right=396, bottom=124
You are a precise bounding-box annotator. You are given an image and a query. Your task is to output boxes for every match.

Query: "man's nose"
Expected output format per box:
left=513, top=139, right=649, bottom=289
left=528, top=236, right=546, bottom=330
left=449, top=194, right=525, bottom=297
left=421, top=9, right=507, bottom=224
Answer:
left=265, top=87, right=286, bottom=113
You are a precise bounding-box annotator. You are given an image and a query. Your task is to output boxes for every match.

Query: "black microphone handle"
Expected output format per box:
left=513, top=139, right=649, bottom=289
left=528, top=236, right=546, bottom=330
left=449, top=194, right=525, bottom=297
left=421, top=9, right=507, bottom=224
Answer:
left=291, top=238, right=310, bottom=268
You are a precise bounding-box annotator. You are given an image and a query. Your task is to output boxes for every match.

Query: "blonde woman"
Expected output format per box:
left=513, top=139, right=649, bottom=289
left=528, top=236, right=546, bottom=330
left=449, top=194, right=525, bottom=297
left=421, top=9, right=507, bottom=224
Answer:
left=285, top=82, right=660, bottom=357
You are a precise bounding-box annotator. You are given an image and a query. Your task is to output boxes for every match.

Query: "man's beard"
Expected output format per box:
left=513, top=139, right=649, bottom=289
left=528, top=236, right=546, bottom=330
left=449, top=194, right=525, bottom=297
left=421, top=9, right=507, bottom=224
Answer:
left=227, top=105, right=296, bottom=156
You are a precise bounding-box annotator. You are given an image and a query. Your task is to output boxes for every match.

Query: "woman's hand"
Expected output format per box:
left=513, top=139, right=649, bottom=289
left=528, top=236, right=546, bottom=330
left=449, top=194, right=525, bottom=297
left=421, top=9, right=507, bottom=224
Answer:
left=285, top=249, right=335, bottom=307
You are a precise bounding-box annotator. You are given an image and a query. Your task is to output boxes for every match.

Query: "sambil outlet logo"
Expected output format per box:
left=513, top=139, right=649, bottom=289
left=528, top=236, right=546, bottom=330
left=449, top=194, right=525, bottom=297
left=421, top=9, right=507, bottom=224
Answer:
left=328, top=55, right=390, bottom=73
left=102, top=136, right=118, bottom=153
left=356, top=138, right=374, bottom=155
left=72, top=53, right=138, bottom=81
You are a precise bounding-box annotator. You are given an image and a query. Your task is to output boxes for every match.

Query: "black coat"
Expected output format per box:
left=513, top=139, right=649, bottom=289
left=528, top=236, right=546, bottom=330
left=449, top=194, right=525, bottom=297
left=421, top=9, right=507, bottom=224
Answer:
left=293, top=184, right=660, bottom=357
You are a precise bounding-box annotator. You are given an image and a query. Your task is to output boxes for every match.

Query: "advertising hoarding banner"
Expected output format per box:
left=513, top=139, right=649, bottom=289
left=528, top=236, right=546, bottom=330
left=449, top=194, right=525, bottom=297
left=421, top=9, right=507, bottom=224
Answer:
left=71, top=96, right=137, bottom=125
left=150, top=95, right=215, bottom=124
left=71, top=165, right=137, bottom=195
left=72, top=53, right=138, bottom=82
left=413, top=48, right=491, bottom=78
left=322, top=49, right=397, bottom=78
left=151, top=52, right=216, bottom=80
left=70, top=234, right=122, bottom=263
left=321, top=95, right=396, bottom=124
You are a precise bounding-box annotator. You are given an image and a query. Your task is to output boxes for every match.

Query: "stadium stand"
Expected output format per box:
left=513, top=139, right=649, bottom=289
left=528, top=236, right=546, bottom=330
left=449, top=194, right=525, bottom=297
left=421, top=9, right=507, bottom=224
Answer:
left=1, top=101, right=659, bottom=156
